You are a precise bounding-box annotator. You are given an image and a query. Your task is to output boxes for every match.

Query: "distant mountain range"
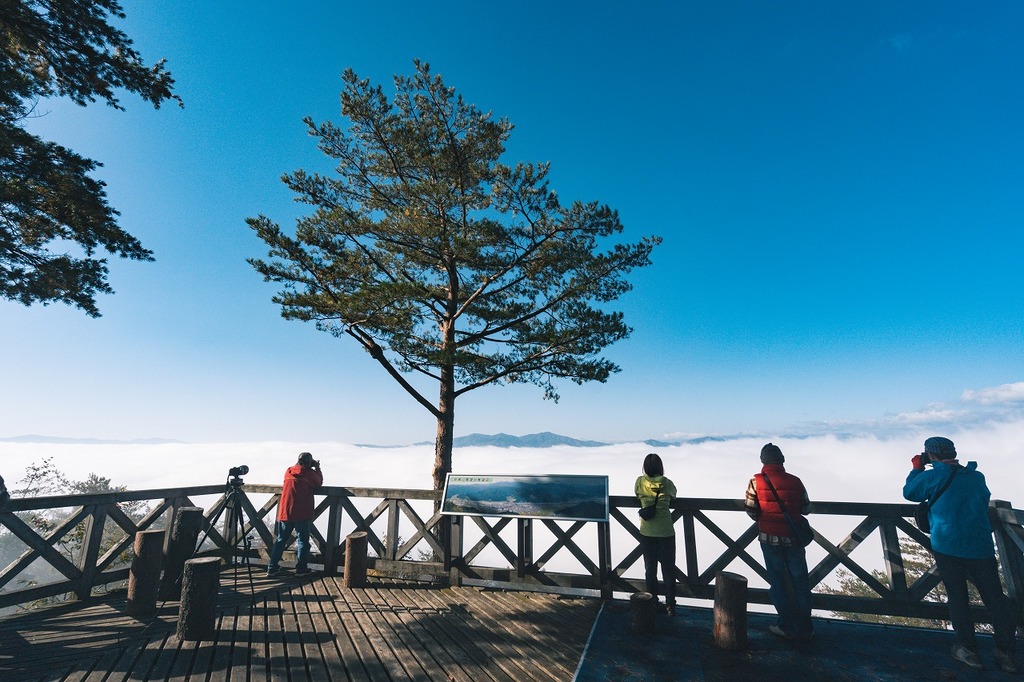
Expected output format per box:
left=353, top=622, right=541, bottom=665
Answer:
left=0, top=435, right=184, bottom=445
left=417, top=431, right=769, bottom=449
left=441, top=432, right=608, bottom=448
left=2, top=431, right=817, bottom=449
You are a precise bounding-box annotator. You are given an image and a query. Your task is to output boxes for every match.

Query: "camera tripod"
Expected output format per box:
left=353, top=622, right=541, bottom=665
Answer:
left=190, top=467, right=258, bottom=604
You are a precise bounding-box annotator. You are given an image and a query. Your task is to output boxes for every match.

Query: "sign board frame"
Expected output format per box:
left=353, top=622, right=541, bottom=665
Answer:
left=440, top=473, right=609, bottom=522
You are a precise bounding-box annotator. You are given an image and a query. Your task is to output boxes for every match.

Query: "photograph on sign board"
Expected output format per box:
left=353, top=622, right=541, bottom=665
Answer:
left=441, top=474, right=609, bottom=522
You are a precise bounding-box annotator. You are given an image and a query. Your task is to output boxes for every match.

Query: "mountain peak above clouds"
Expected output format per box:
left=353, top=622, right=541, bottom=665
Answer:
left=411, top=432, right=609, bottom=448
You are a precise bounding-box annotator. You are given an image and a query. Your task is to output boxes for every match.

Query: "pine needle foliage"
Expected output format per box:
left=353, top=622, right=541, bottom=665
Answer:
left=1, top=0, right=180, bottom=316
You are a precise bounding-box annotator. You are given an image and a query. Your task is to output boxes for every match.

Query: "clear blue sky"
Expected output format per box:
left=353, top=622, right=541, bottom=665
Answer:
left=3, top=1, right=1023, bottom=444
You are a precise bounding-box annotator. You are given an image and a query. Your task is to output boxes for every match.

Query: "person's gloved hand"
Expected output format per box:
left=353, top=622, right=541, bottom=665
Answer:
left=911, top=454, right=926, bottom=470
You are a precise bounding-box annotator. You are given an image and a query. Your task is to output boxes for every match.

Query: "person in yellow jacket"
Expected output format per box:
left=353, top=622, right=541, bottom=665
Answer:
left=634, top=453, right=678, bottom=614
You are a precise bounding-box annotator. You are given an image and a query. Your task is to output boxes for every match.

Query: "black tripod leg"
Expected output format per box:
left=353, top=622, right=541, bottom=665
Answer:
left=228, top=486, right=258, bottom=607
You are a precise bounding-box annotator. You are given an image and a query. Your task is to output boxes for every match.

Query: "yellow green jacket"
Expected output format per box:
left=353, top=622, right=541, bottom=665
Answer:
left=635, top=474, right=677, bottom=537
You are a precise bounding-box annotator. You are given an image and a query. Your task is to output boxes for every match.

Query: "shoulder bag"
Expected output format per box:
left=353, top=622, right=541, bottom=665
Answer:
left=638, top=490, right=662, bottom=521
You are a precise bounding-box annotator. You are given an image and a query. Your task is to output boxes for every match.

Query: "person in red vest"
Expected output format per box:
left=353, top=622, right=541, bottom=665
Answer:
left=744, top=442, right=812, bottom=641
left=268, top=452, right=323, bottom=576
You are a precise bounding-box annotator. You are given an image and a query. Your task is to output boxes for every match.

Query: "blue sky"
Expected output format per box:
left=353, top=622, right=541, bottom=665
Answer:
left=3, top=1, right=1023, bottom=445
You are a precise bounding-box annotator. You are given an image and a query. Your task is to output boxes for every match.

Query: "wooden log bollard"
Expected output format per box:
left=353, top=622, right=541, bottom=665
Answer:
left=159, top=506, right=204, bottom=600
left=126, top=529, right=164, bottom=617
left=343, top=531, right=369, bottom=588
left=713, top=571, right=748, bottom=650
left=176, top=557, right=220, bottom=641
left=630, top=591, right=656, bottom=635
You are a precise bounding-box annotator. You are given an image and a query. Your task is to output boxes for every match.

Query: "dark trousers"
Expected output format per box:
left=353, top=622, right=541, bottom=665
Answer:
left=268, top=519, right=313, bottom=571
left=934, top=551, right=1016, bottom=653
left=761, top=542, right=813, bottom=637
left=640, top=534, right=676, bottom=604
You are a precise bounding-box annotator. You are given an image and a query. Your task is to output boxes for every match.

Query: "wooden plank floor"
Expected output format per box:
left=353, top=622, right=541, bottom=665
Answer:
left=0, top=569, right=601, bottom=681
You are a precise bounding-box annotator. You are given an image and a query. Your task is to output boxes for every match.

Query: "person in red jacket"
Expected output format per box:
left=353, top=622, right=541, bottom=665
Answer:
left=745, top=442, right=813, bottom=641
left=268, top=452, right=323, bottom=575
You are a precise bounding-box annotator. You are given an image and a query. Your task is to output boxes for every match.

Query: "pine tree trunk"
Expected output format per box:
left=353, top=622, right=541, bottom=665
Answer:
left=432, top=365, right=456, bottom=492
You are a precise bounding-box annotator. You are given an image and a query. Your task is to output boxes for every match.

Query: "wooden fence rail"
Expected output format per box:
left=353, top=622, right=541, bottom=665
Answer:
left=1, top=484, right=1021, bottom=626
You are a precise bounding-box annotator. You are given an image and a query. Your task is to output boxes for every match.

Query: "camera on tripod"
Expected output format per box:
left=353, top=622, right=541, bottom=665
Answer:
left=226, top=465, right=249, bottom=490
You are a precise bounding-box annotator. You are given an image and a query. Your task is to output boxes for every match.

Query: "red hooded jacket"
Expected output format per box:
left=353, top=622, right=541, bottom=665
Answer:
left=277, top=464, right=323, bottom=522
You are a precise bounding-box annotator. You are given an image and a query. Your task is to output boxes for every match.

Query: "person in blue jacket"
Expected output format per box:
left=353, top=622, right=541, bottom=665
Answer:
left=903, top=436, right=1018, bottom=674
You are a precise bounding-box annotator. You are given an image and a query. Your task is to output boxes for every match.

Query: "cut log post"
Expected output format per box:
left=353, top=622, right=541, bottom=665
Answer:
left=714, top=571, right=748, bottom=650
left=159, top=506, right=204, bottom=600
left=176, top=557, right=220, bottom=641
left=343, top=531, right=369, bottom=588
left=126, top=529, right=164, bottom=617
left=630, top=591, right=656, bottom=635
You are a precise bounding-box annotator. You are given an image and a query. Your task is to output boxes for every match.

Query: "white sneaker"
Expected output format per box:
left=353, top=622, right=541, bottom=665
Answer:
left=995, top=648, right=1020, bottom=674
left=951, top=643, right=983, bottom=670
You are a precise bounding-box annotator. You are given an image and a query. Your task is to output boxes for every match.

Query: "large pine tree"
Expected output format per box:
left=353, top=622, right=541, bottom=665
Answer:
left=249, top=61, right=661, bottom=489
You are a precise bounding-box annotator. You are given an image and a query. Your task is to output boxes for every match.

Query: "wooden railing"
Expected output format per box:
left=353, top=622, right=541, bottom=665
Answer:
left=1, top=484, right=1021, bottom=627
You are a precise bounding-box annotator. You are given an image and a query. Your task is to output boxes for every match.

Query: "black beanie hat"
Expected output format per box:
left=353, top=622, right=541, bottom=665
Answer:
left=923, top=436, right=957, bottom=460
left=760, top=442, right=785, bottom=465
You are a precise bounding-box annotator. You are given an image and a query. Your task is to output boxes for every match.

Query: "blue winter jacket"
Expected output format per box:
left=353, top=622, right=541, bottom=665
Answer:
left=903, top=461, right=994, bottom=559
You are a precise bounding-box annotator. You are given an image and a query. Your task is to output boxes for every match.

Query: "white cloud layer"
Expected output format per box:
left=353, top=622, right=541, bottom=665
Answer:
left=3, top=420, right=1021, bottom=507
left=962, top=381, right=1024, bottom=405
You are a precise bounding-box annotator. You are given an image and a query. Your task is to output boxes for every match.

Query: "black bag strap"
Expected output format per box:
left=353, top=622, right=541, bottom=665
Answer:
left=760, top=472, right=792, bottom=514
left=927, top=465, right=959, bottom=509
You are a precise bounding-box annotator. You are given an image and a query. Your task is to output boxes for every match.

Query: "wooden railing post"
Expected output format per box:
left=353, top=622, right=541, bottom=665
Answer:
left=325, top=496, right=343, bottom=576
left=517, top=518, right=533, bottom=578
left=880, top=519, right=909, bottom=602
left=75, top=503, right=108, bottom=600
left=630, top=591, right=656, bottom=634
left=598, top=521, right=612, bottom=599
left=127, top=529, right=164, bottom=617
left=343, top=531, right=368, bottom=588
left=714, top=571, right=748, bottom=650
left=992, top=499, right=1024, bottom=626
left=386, top=499, right=400, bottom=561
left=159, top=506, right=204, bottom=600
left=176, top=557, right=220, bottom=641
left=446, top=514, right=464, bottom=586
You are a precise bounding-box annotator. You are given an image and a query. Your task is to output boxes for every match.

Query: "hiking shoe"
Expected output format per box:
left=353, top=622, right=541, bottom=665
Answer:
left=267, top=566, right=281, bottom=576
left=294, top=566, right=312, bottom=576
left=951, top=643, right=984, bottom=670
left=995, top=648, right=1020, bottom=674
left=769, top=625, right=791, bottom=639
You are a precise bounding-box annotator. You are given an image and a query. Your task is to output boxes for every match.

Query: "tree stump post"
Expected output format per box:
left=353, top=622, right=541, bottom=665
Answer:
left=714, top=571, right=748, bottom=650
left=630, top=591, right=656, bottom=635
left=343, top=531, right=369, bottom=588
left=126, top=529, right=164, bottom=617
left=176, top=557, right=220, bottom=641
left=159, top=506, right=204, bottom=600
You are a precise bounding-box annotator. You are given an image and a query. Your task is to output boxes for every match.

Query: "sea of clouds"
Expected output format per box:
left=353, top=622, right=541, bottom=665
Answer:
left=2, top=419, right=1021, bottom=506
